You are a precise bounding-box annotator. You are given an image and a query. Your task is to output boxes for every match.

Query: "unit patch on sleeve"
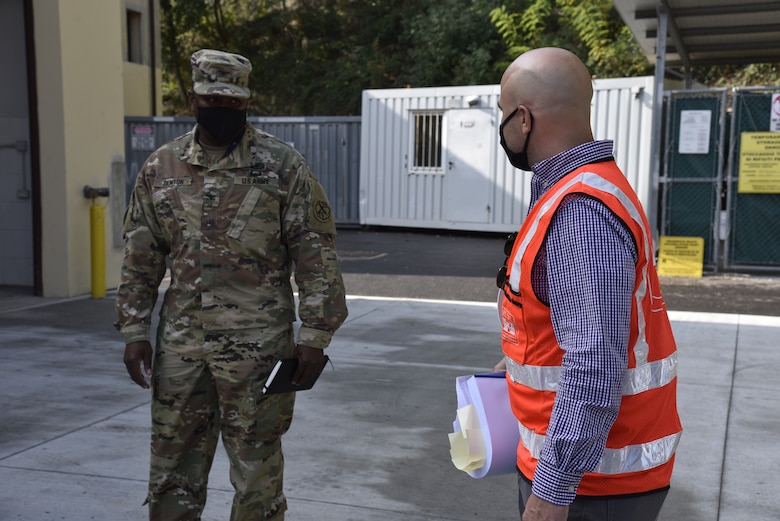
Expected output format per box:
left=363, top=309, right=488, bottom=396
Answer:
left=306, top=182, right=336, bottom=234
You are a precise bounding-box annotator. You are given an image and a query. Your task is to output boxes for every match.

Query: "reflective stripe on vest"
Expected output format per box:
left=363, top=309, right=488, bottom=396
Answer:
left=518, top=424, right=681, bottom=475
left=508, top=171, right=653, bottom=365
left=505, top=352, right=678, bottom=395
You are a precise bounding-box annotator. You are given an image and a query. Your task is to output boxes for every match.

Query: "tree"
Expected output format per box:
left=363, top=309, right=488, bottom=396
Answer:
left=490, top=0, right=780, bottom=88
left=159, top=0, right=506, bottom=116
left=160, top=0, right=290, bottom=115
left=158, top=0, right=776, bottom=116
left=695, top=62, right=780, bottom=90
left=489, top=0, right=652, bottom=78
left=398, top=0, right=505, bottom=88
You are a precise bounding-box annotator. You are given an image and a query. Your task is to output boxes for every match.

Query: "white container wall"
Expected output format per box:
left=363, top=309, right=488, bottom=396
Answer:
left=360, top=77, right=656, bottom=233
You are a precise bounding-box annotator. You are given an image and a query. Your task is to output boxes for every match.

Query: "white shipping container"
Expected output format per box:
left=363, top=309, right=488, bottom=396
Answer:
left=359, top=77, right=656, bottom=233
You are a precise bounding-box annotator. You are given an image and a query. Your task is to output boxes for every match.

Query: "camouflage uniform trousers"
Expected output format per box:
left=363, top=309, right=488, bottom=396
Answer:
left=148, top=322, right=296, bottom=521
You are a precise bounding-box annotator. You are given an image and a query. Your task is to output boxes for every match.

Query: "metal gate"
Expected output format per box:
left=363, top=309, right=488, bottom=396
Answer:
left=660, top=87, right=780, bottom=274
left=724, top=87, right=780, bottom=272
left=124, top=116, right=361, bottom=225
left=660, top=89, right=727, bottom=270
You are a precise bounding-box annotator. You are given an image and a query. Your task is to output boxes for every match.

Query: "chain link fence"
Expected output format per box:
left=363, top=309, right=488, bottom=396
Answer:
left=724, top=87, right=780, bottom=271
left=661, top=87, right=780, bottom=274
left=660, top=90, right=727, bottom=269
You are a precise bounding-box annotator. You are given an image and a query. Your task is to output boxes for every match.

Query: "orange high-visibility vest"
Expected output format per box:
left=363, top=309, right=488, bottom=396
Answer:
left=499, top=161, right=682, bottom=496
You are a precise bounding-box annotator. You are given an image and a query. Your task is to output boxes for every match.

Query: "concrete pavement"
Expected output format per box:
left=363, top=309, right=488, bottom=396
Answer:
left=1, top=290, right=780, bottom=520
left=333, top=228, right=780, bottom=317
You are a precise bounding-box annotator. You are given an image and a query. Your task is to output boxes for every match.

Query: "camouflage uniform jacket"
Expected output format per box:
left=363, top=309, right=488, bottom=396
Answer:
left=116, top=123, right=348, bottom=349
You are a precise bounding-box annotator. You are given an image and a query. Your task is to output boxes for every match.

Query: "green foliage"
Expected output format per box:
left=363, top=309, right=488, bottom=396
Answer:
left=695, top=62, right=780, bottom=90
left=158, top=0, right=774, bottom=116
left=489, top=0, right=651, bottom=78
left=160, top=0, right=296, bottom=115
left=160, top=0, right=505, bottom=116
left=400, top=0, right=505, bottom=87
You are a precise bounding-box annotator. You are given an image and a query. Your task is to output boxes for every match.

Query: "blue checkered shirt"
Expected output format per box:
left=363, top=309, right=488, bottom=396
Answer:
left=526, top=140, right=638, bottom=505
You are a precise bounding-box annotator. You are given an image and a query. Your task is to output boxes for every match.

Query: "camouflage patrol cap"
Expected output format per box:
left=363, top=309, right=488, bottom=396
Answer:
left=191, top=49, right=252, bottom=99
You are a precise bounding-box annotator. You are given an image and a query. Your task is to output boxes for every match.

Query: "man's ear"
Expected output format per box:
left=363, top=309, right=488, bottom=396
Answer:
left=520, top=106, right=533, bottom=133
left=187, top=91, right=197, bottom=113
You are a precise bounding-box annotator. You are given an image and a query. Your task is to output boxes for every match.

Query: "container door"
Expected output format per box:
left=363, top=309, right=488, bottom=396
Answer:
left=445, top=108, right=493, bottom=223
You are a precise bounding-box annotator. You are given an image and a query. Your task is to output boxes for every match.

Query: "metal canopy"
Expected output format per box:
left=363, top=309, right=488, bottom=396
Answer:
left=613, top=0, right=780, bottom=69
left=610, top=1, right=780, bottom=234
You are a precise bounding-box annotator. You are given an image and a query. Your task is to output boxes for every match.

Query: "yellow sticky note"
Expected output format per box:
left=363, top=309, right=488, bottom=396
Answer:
left=449, top=405, right=486, bottom=471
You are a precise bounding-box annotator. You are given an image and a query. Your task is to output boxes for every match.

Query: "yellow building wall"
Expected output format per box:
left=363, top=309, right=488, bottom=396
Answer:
left=34, top=0, right=126, bottom=297
left=122, top=0, right=162, bottom=117
left=124, top=61, right=163, bottom=116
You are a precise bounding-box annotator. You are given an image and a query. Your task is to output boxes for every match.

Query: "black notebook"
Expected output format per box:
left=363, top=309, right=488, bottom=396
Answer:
left=262, top=355, right=330, bottom=394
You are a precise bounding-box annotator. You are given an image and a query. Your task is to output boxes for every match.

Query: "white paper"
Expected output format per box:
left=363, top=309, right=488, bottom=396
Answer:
left=678, top=110, right=712, bottom=154
left=771, top=94, right=780, bottom=132
left=449, top=373, right=520, bottom=478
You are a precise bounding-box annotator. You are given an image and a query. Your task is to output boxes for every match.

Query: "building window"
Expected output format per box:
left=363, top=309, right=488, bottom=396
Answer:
left=127, top=9, right=143, bottom=64
left=412, top=111, right=443, bottom=173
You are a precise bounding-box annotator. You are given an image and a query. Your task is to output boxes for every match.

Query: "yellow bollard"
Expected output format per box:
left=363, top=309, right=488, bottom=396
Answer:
left=90, top=202, right=106, bottom=299
left=84, top=185, right=110, bottom=299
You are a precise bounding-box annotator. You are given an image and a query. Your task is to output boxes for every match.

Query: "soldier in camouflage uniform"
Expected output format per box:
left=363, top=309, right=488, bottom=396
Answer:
left=116, top=49, right=348, bottom=521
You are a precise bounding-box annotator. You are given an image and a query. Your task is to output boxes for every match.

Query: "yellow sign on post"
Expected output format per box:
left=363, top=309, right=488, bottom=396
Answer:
left=738, top=132, right=780, bottom=194
left=657, top=236, right=705, bottom=278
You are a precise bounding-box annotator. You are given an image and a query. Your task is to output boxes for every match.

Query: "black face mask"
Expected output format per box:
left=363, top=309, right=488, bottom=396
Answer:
left=499, top=107, right=533, bottom=171
left=196, top=106, right=247, bottom=144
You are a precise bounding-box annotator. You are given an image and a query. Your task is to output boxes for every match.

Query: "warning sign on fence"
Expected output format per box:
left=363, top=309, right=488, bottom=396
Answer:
left=657, top=236, right=705, bottom=278
left=771, top=94, right=780, bottom=132
left=131, top=125, right=156, bottom=151
left=738, top=132, right=780, bottom=194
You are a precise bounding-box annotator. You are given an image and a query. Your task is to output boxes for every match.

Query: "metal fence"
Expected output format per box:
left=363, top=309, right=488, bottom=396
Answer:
left=124, top=116, right=361, bottom=225
left=724, top=87, right=780, bottom=272
left=660, top=87, right=780, bottom=273
left=127, top=101, right=780, bottom=273
left=660, top=89, right=728, bottom=269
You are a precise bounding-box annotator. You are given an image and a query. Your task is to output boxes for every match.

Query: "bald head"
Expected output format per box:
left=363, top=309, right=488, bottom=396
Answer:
left=501, top=47, right=593, bottom=117
left=499, top=48, right=595, bottom=162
